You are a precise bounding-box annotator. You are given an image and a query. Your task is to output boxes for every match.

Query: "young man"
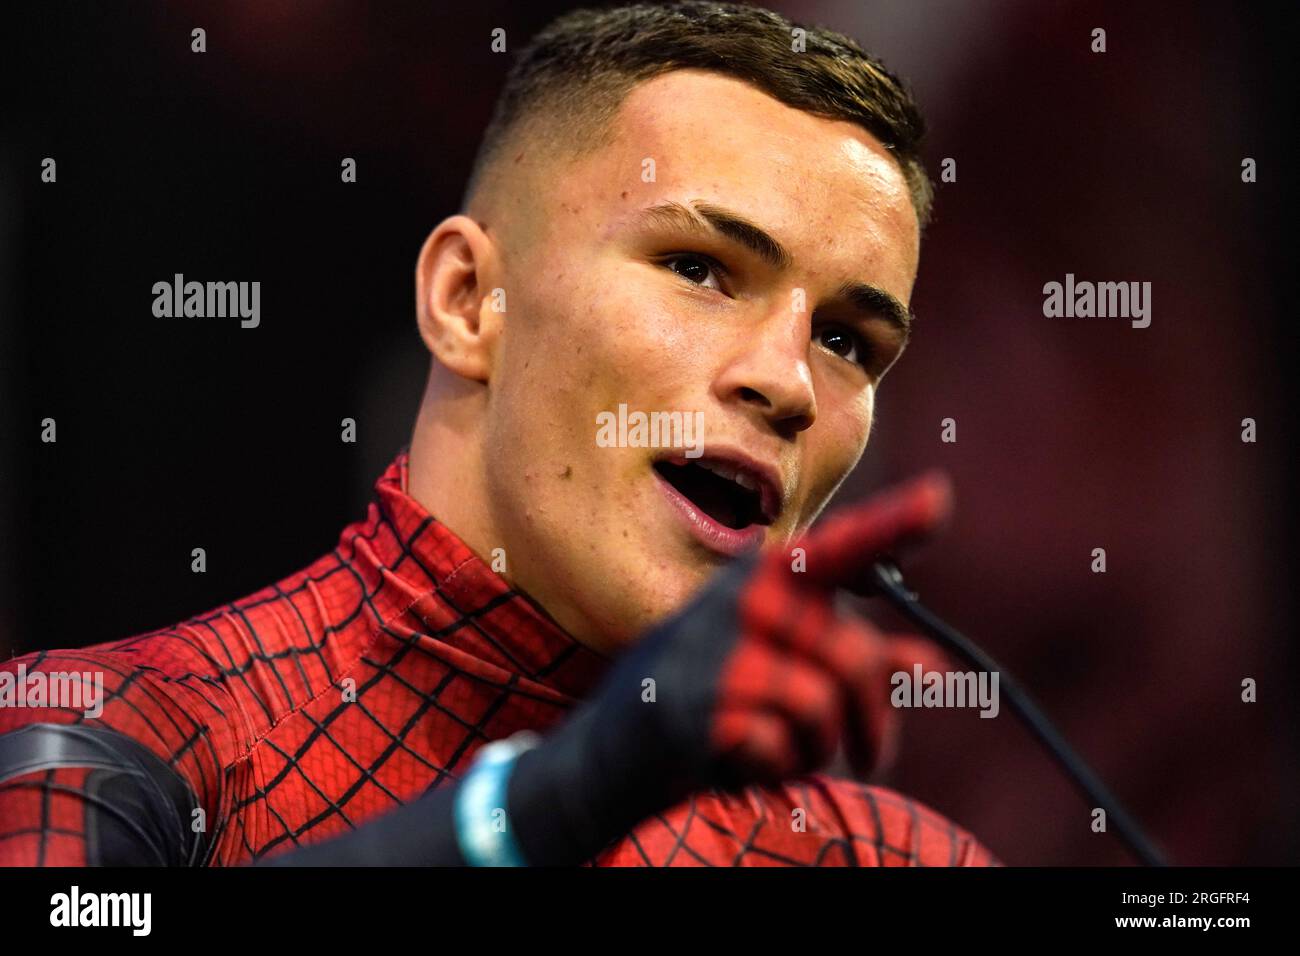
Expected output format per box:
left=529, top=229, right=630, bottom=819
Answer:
left=0, top=1, right=997, bottom=867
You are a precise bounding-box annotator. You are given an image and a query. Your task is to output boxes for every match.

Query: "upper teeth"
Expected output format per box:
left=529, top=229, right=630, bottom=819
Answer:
left=699, top=459, right=758, bottom=494
left=699, top=460, right=737, bottom=482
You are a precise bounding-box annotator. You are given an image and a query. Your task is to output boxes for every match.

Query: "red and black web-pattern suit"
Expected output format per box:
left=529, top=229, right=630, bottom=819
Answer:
left=0, top=451, right=998, bottom=867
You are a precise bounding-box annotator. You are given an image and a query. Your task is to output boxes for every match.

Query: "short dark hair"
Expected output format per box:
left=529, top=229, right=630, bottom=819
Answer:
left=463, top=1, right=933, bottom=225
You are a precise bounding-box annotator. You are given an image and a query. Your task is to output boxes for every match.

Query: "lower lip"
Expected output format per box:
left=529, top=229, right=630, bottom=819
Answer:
left=653, top=468, right=768, bottom=558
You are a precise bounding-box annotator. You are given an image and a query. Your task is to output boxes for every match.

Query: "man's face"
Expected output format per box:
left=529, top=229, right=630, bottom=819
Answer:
left=481, top=69, right=920, bottom=653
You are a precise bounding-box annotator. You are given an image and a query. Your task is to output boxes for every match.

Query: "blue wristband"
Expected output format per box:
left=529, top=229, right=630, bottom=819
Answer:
left=453, top=731, right=541, bottom=866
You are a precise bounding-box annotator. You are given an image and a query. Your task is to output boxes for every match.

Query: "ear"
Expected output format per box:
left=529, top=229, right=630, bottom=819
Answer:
left=415, top=215, right=503, bottom=383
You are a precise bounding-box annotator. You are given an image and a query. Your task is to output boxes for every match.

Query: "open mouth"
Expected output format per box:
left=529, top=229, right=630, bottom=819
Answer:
left=652, top=458, right=774, bottom=531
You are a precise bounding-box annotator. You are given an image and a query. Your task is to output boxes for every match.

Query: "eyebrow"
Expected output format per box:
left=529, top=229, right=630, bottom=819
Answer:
left=634, top=199, right=913, bottom=336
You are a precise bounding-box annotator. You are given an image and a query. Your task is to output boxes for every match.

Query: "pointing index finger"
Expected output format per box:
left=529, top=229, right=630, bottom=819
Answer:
left=792, top=470, right=953, bottom=593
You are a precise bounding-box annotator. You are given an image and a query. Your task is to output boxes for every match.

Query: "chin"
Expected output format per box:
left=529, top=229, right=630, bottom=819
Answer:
left=563, top=527, right=727, bottom=651
left=632, top=560, right=715, bottom=632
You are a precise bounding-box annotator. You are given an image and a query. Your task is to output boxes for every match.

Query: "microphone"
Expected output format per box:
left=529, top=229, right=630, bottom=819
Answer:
left=866, top=557, right=1168, bottom=867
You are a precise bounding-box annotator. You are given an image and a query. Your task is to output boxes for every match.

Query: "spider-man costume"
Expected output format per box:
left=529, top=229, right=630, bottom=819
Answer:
left=0, top=450, right=997, bottom=867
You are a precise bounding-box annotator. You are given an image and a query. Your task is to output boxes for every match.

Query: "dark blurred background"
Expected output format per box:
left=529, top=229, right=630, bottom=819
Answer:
left=1, top=1, right=1294, bottom=865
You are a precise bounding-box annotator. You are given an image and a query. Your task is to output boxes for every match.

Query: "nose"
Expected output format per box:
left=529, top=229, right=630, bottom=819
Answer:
left=712, top=306, right=817, bottom=436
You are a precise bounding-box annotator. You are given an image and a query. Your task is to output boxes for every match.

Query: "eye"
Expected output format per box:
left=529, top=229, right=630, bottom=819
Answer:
left=662, top=253, right=725, bottom=292
left=815, top=323, right=870, bottom=368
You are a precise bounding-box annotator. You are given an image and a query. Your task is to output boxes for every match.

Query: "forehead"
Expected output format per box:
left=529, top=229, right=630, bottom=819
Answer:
left=557, top=68, right=920, bottom=285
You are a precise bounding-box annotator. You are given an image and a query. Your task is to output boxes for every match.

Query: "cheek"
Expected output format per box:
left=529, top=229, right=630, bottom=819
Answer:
left=547, top=264, right=704, bottom=407
left=489, top=266, right=700, bottom=481
left=836, top=386, right=875, bottom=468
left=801, top=386, right=874, bottom=518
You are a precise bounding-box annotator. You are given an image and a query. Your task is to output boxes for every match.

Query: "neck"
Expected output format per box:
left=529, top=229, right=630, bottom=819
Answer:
left=406, top=368, right=608, bottom=655
left=407, top=371, right=497, bottom=567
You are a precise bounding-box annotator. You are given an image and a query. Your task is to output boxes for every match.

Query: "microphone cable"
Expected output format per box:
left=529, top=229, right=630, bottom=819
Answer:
left=868, top=558, right=1168, bottom=867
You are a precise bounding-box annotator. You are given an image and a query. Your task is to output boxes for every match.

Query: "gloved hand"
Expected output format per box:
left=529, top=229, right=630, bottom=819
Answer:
left=506, top=470, right=956, bottom=865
